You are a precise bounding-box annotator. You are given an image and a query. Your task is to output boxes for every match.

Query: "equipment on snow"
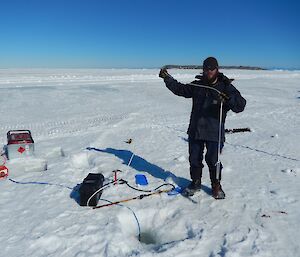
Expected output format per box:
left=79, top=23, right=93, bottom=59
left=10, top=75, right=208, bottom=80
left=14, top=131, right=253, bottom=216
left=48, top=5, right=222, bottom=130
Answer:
left=0, top=165, right=8, bottom=179
left=93, top=188, right=172, bottom=209
left=76, top=168, right=175, bottom=209
left=125, top=138, right=133, bottom=144
left=0, top=155, right=8, bottom=179
left=112, top=169, right=122, bottom=184
left=216, top=100, right=224, bottom=181
left=121, top=178, right=174, bottom=193
left=135, top=174, right=148, bottom=186
left=5, top=130, right=35, bottom=160
left=225, top=127, right=251, bottom=133
left=79, top=173, right=105, bottom=206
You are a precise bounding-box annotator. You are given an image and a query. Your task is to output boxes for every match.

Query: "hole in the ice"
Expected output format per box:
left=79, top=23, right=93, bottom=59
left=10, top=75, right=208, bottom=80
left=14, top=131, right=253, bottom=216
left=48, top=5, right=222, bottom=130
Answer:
left=139, top=231, right=157, bottom=245
left=117, top=208, right=190, bottom=247
left=117, top=209, right=159, bottom=244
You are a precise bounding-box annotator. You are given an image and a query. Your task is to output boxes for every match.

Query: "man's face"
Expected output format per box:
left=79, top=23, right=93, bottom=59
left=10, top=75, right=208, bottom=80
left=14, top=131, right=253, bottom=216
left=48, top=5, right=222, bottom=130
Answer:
left=203, top=68, right=218, bottom=84
left=204, top=68, right=218, bottom=80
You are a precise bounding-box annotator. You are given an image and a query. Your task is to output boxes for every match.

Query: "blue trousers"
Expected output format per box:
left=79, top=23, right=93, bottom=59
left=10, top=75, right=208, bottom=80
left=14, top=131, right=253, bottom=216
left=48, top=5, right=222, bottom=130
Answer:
left=188, top=138, right=224, bottom=182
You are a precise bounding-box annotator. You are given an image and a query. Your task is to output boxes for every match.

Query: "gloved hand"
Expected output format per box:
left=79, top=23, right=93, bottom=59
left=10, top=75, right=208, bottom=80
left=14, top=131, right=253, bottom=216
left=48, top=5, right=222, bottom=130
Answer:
left=219, top=92, right=229, bottom=102
left=159, top=68, right=170, bottom=79
left=222, top=94, right=235, bottom=110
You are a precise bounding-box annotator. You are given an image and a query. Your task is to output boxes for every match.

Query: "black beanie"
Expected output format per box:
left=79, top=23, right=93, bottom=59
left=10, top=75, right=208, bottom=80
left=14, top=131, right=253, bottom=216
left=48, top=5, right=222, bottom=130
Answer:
left=203, top=57, right=219, bottom=70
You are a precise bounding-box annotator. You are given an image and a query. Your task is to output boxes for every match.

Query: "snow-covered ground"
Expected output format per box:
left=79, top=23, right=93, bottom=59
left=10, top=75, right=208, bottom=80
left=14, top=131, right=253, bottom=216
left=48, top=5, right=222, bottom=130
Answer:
left=0, top=68, right=299, bottom=257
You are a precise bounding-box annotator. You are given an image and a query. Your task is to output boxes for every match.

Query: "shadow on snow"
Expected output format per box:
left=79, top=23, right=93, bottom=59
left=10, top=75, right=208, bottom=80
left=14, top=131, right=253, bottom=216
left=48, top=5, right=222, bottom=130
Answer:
left=86, top=147, right=192, bottom=189
left=70, top=146, right=214, bottom=204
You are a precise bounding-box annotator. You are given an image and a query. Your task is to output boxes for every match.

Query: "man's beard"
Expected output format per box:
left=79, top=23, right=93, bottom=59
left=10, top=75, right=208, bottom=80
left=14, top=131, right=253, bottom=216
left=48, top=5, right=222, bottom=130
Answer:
left=203, top=71, right=219, bottom=85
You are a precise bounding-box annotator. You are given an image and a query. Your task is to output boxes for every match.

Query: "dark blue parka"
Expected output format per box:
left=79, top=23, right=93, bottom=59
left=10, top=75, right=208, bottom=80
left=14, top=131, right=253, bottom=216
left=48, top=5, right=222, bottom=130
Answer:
left=164, top=73, right=246, bottom=142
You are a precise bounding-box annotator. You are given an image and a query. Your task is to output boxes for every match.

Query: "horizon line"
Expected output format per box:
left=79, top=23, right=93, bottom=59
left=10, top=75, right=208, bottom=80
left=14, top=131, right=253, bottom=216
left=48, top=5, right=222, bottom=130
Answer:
left=0, top=66, right=299, bottom=71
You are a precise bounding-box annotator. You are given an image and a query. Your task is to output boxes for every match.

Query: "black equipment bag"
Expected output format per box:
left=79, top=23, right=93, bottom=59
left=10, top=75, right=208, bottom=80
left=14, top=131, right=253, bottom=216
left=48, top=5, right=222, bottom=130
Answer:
left=79, top=173, right=105, bottom=206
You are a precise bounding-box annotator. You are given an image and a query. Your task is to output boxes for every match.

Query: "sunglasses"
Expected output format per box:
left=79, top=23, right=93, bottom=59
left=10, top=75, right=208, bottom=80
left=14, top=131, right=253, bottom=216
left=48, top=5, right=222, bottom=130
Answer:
left=203, top=67, right=217, bottom=72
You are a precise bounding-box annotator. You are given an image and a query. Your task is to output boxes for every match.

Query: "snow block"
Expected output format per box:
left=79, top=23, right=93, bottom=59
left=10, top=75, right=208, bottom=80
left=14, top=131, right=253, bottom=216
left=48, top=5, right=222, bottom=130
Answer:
left=79, top=173, right=104, bottom=207
left=6, top=157, right=47, bottom=174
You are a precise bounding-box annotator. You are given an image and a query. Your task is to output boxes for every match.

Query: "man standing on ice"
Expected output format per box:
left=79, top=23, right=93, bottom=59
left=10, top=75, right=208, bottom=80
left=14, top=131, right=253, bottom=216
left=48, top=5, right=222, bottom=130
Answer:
left=159, top=57, right=246, bottom=199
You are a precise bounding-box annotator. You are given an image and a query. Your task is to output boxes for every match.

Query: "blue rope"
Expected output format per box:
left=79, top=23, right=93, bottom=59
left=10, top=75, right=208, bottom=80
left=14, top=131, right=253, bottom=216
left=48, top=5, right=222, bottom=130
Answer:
left=99, top=199, right=141, bottom=241
left=8, top=178, right=73, bottom=190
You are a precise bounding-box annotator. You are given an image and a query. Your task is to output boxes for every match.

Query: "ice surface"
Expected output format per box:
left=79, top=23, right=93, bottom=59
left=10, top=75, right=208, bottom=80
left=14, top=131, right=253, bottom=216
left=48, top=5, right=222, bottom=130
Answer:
left=0, top=68, right=299, bottom=257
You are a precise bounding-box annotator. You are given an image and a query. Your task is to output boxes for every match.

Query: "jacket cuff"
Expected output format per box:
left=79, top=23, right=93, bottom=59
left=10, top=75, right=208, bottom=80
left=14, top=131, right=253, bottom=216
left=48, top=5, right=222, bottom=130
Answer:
left=164, top=75, right=174, bottom=83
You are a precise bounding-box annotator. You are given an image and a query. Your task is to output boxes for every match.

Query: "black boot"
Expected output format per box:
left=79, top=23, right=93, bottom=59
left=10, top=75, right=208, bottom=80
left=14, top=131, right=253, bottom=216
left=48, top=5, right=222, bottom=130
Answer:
left=211, top=180, right=225, bottom=199
left=183, top=179, right=202, bottom=196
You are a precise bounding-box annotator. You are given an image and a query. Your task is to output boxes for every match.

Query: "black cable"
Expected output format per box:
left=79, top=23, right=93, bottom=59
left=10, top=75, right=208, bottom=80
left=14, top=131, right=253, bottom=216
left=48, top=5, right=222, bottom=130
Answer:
left=119, top=179, right=175, bottom=193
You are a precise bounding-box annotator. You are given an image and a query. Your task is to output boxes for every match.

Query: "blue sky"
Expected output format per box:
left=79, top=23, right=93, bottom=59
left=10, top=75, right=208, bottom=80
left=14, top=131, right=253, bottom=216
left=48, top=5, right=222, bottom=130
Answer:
left=1, top=0, right=299, bottom=69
